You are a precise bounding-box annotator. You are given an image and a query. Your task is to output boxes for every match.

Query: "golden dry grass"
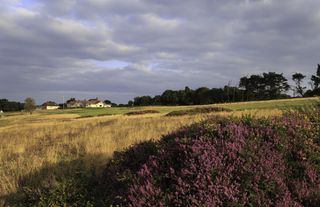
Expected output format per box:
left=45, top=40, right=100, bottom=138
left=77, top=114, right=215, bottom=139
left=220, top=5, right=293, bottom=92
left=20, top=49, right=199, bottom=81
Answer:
left=0, top=109, right=282, bottom=203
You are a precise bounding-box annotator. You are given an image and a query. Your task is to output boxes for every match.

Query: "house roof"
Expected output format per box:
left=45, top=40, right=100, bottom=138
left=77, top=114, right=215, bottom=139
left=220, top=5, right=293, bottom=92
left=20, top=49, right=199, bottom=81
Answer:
left=42, top=101, right=58, bottom=106
left=67, top=100, right=84, bottom=105
left=87, top=98, right=103, bottom=104
left=65, top=98, right=106, bottom=105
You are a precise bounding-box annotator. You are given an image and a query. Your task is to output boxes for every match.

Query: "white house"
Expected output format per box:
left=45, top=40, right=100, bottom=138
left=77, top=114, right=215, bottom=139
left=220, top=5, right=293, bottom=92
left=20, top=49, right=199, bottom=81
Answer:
left=42, top=101, right=60, bottom=110
left=86, top=98, right=111, bottom=108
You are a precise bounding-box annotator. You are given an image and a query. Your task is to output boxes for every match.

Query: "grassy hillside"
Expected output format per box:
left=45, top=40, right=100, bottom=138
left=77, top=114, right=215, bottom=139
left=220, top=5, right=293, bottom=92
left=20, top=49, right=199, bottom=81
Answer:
left=66, top=97, right=318, bottom=117
left=101, top=111, right=320, bottom=206
left=0, top=97, right=318, bottom=205
left=6, top=97, right=316, bottom=119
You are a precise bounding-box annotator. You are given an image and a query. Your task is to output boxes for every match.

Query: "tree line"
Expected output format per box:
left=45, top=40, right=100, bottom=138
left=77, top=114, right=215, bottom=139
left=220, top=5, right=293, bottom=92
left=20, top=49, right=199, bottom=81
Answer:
left=0, top=99, right=24, bottom=112
left=0, top=98, right=37, bottom=113
left=130, top=65, right=320, bottom=106
left=1, top=65, right=320, bottom=111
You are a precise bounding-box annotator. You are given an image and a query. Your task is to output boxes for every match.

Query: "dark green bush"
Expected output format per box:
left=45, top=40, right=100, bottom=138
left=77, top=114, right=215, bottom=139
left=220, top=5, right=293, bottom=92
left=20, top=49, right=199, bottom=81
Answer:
left=166, top=107, right=232, bottom=116
left=125, top=110, right=160, bottom=116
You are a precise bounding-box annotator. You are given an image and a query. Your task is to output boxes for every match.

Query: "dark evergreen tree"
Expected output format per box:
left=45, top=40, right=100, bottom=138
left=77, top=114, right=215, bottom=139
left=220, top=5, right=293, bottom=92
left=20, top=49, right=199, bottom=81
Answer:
left=0, top=99, right=24, bottom=112
left=311, top=64, right=320, bottom=90
left=262, top=72, right=290, bottom=99
left=127, top=100, right=134, bottom=106
left=104, top=100, right=112, bottom=104
left=194, top=87, right=211, bottom=105
left=292, top=73, right=306, bottom=97
left=160, top=90, right=179, bottom=105
left=133, top=96, right=153, bottom=106
left=240, top=72, right=289, bottom=100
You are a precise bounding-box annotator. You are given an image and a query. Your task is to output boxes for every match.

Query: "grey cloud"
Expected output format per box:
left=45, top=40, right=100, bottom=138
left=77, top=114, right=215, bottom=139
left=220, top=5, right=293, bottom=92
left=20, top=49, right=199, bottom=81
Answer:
left=0, top=0, right=319, bottom=103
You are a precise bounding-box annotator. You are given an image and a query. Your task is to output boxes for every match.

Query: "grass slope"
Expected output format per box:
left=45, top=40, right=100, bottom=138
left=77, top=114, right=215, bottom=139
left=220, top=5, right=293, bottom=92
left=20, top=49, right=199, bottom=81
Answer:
left=0, top=97, right=318, bottom=205
left=21, top=97, right=320, bottom=118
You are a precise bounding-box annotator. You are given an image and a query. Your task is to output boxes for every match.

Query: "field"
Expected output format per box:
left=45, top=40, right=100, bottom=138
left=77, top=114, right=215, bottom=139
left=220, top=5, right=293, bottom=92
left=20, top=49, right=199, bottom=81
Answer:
left=0, top=97, right=319, bottom=206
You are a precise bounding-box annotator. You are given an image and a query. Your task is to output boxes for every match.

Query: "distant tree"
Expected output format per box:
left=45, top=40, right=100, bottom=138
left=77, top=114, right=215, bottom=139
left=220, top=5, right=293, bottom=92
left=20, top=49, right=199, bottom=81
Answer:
left=59, top=103, right=67, bottom=109
left=152, top=95, right=162, bottom=105
left=128, top=100, right=134, bottom=107
left=194, top=87, right=211, bottom=105
left=304, top=89, right=312, bottom=97
left=131, top=71, right=291, bottom=107
left=160, top=90, right=179, bottom=105
left=210, top=88, right=225, bottom=103
left=181, top=87, right=194, bottom=105
left=24, top=97, right=36, bottom=114
left=104, top=100, right=112, bottom=104
left=311, top=64, right=320, bottom=90
left=239, top=75, right=263, bottom=100
left=66, top=98, right=76, bottom=104
left=292, top=73, right=306, bottom=97
left=133, top=96, right=153, bottom=106
left=0, top=99, right=24, bottom=112
left=239, top=77, right=249, bottom=101
left=262, top=72, right=290, bottom=99
left=239, top=72, right=289, bottom=100
left=224, top=86, right=242, bottom=103
left=239, top=75, right=265, bottom=100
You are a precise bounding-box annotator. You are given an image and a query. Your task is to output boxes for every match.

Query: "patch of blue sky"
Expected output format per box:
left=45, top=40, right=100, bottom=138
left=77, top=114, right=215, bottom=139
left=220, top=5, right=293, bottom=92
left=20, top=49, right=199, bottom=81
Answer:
left=91, top=60, right=130, bottom=69
left=18, top=0, right=37, bottom=8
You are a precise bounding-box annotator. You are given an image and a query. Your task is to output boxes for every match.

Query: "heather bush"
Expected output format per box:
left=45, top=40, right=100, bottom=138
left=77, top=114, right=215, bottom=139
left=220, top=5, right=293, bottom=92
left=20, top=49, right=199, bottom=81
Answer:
left=11, top=110, right=320, bottom=206
left=166, top=107, right=232, bottom=117
left=101, top=110, right=320, bottom=206
left=100, top=141, right=158, bottom=205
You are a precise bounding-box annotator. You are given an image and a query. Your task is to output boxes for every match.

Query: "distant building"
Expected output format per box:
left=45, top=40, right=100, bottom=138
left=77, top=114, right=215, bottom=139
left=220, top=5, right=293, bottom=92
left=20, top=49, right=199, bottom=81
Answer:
left=86, top=98, right=111, bottom=108
left=65, top=98, right=111, bottom=108
left=42, top=101, right=60, bottom=110
left=66, top=99, right=85, bottom=108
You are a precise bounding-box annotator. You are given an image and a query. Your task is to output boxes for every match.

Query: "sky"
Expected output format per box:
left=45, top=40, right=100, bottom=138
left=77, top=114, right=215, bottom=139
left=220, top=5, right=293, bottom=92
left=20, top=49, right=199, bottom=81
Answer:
left=0, top=0, right=319, bottom=104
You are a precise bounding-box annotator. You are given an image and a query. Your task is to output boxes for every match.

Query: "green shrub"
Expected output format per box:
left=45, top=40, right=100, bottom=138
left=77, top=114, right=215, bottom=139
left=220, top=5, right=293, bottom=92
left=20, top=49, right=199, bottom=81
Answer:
left=166, top=107, right=232, bottom=116
left=125, top=110, right=160, bottom=116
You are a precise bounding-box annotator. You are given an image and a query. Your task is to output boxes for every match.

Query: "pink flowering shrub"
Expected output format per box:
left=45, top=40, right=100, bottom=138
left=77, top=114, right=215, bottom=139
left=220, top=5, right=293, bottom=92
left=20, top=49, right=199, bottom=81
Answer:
left=101, top=111, right=320, bottom=206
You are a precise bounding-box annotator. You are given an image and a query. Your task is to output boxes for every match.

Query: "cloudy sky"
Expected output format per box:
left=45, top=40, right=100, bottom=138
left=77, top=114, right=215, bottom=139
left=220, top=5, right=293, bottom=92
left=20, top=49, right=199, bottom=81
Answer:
left=0, top=0, right=319, bottom=104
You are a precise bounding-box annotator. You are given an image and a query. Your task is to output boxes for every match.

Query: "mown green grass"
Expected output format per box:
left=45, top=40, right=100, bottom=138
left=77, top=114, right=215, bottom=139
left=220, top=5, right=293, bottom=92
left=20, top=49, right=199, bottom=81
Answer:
left=41, top=106, right=194, bottom=117
left=217, top=97, right=319, bottom=111
left=65, top=97, right=319, bottom=117
left=2, top=97, right=318, bottom=118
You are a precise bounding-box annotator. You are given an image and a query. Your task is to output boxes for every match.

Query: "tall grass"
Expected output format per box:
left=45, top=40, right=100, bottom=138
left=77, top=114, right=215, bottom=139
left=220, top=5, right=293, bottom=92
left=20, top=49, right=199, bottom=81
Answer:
left=0, top=114, right=201, bottom=201
left=0, top=109, right=282, bottom=205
